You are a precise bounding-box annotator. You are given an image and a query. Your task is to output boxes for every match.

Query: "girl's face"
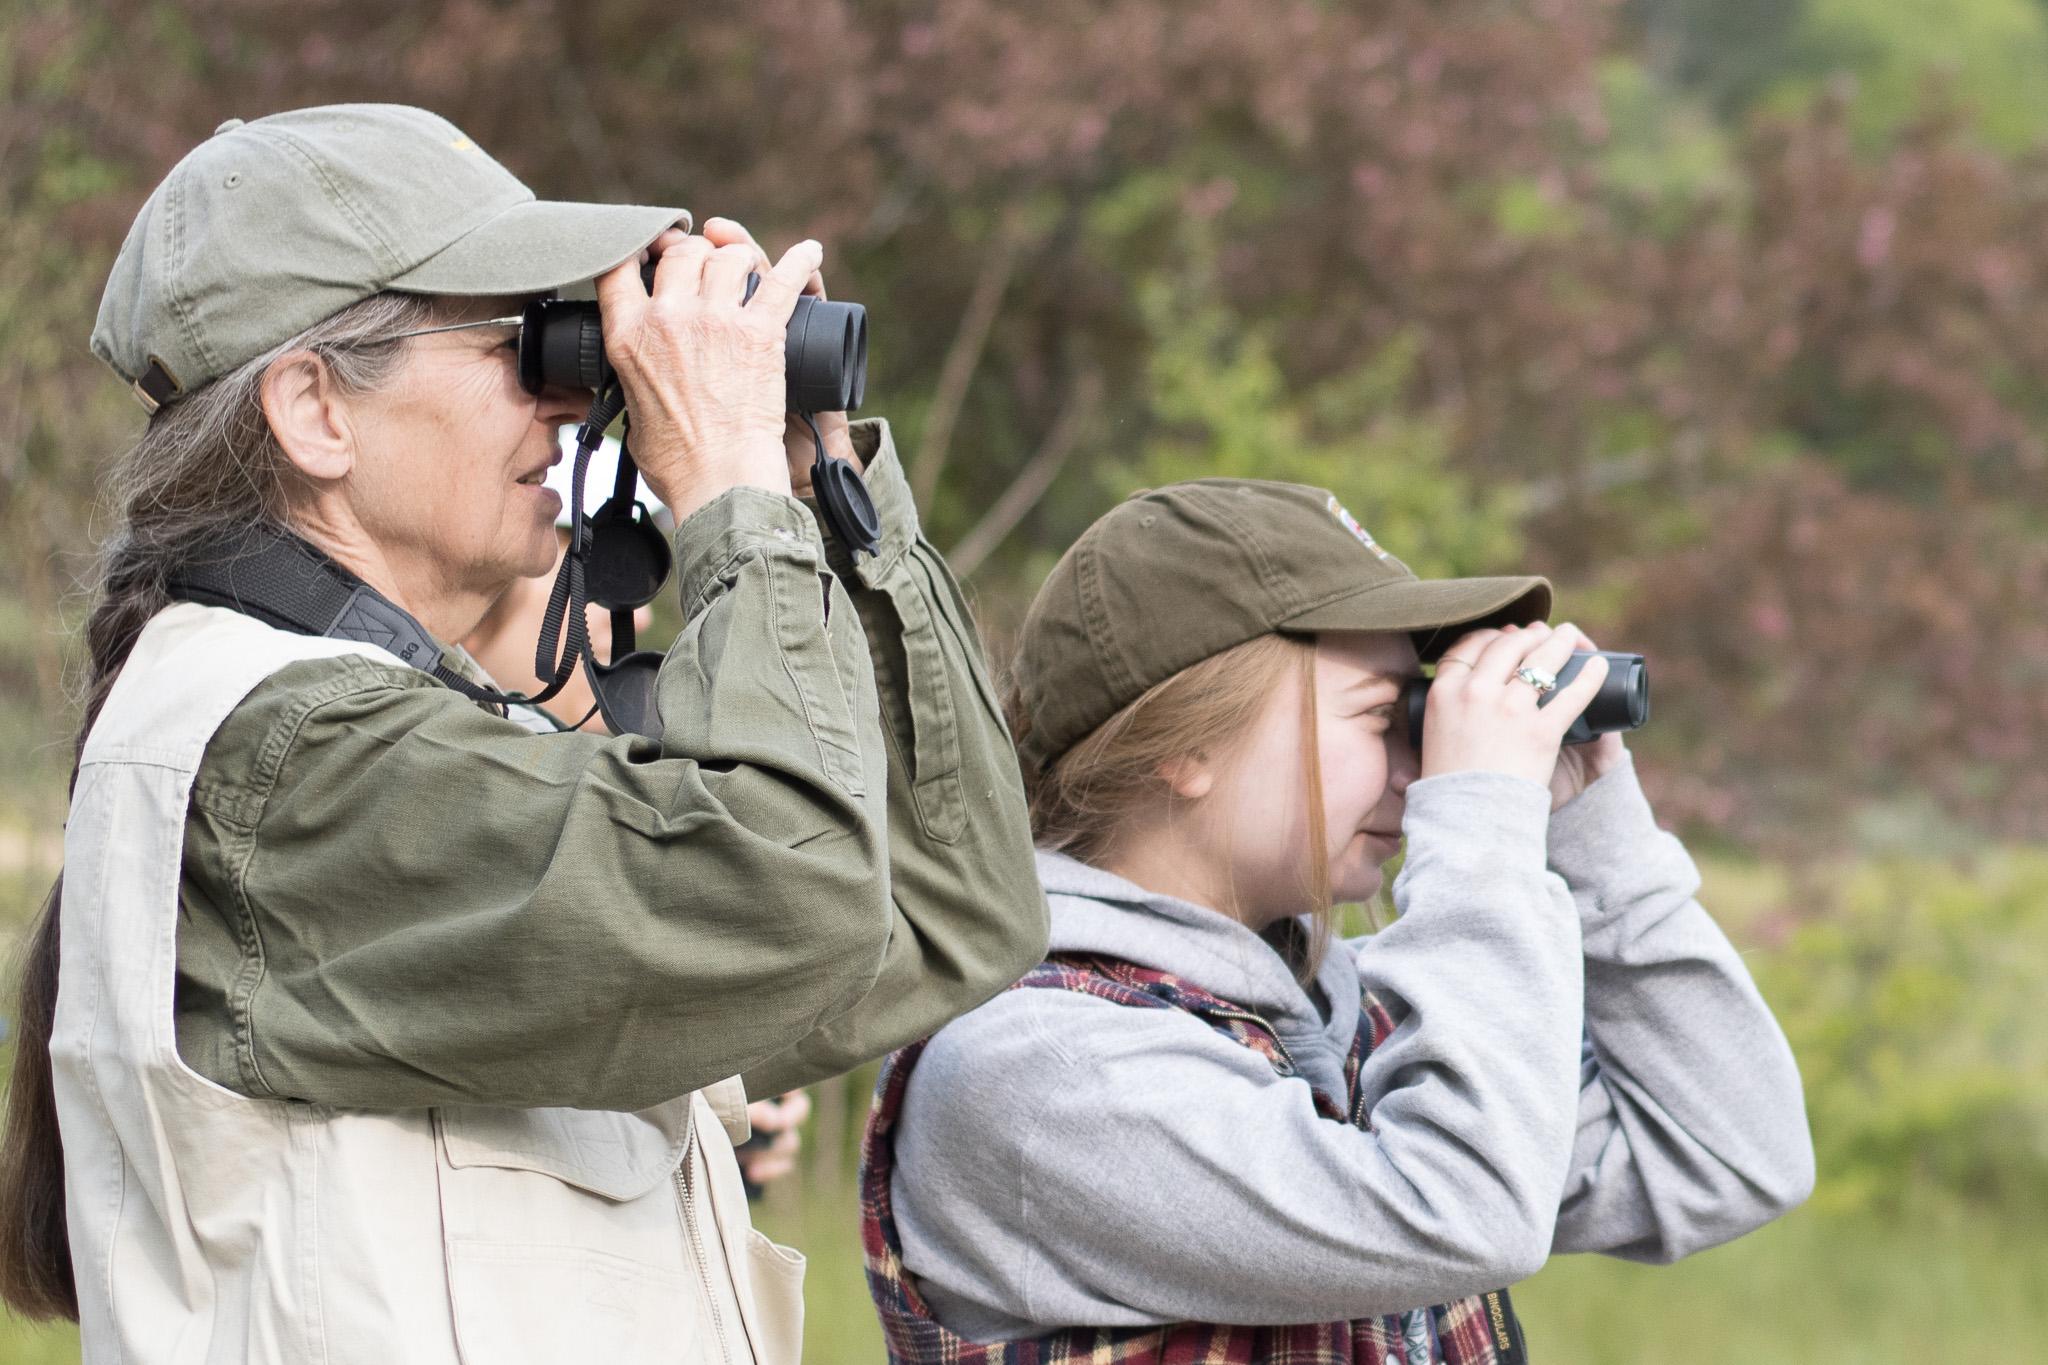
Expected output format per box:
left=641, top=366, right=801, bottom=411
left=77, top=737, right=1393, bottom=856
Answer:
left=1193, top=632, right=1422, bottom=927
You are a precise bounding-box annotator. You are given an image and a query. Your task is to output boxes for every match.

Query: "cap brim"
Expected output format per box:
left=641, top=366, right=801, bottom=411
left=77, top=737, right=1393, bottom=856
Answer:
left=386, top=200, right=690, bottom=296
left=1279, top=575, right=1551, bottom=660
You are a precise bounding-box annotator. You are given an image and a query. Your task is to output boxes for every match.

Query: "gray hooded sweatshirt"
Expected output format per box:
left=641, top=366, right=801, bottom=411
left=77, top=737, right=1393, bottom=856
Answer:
left=889, top=760, right=1815, bottom=1341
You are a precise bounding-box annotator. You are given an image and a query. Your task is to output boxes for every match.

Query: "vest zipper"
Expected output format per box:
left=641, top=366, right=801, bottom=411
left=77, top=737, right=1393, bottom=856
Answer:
left=1204, top=1007, right=1304, bottom=1077
left=676, top=1124, right=737, bottom=1364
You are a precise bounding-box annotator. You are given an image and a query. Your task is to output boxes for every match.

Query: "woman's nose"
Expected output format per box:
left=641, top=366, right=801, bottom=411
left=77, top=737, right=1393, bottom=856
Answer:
left=535, top=380, right=595, bottom=426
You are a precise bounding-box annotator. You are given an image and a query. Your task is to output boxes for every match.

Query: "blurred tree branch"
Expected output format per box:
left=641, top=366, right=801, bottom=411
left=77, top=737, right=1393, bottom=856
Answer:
left=948, top=369, right=1103, bottom=579
left=909, top=202, right=1031, bottom=507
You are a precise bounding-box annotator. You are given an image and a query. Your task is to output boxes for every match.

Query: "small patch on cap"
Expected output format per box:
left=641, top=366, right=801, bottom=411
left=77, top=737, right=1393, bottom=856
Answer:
left=214, top=118, right=245, bottom=136
left=1326, top=494, right=1394, bottom=563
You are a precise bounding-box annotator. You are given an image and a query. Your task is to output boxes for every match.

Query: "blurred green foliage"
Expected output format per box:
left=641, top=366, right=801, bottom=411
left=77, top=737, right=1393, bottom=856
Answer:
left=1761, top=851, right=2048, bottom=1215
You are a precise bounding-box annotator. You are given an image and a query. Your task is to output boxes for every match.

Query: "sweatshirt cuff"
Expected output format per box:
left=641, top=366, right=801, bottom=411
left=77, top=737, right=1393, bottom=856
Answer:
left=1545, top=753, right=1665, bottom=887
left=807, top=418, right=921, bottom=587
left=673, top=485, right=826, bottom=612
left=1400, top=769, right=1553, bottom=871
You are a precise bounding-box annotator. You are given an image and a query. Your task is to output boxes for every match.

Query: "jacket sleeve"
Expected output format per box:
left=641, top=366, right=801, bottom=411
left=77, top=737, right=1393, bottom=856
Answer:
left=1545, top=754, right=1816, bottom=1262
left=179, top=486, right=896, bottom=1112
left=741, top=420, right=1048, bottom=1097
left=891, top=772, right=1584, bottom=1332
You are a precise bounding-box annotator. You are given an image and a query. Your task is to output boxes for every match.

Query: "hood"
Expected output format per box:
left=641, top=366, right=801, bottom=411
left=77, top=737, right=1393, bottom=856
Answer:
left=1034, top=848, right=1362, bottom=1097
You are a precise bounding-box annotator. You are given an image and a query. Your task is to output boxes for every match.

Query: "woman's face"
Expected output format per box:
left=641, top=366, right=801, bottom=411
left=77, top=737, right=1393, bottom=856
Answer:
left=1196, top=631, right=1422, bottom=926
left=343, top=298, right=590, bottom=605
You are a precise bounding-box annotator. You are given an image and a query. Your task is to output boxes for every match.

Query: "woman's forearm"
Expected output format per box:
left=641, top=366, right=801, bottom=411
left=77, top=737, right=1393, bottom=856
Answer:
left=744, top=420, right=1048, bottom=1097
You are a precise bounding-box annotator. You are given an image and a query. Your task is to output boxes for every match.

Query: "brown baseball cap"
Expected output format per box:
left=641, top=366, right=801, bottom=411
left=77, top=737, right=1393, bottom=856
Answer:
left=1011, top=478, right=1551, bottom=771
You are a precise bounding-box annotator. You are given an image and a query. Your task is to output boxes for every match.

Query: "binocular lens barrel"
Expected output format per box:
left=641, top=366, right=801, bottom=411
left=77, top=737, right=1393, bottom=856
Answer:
left=786, top=294, right=868, bottom=414
left=517, top=275, right=868, bottom=415
left=1402, top=650, right=1649, bottom=750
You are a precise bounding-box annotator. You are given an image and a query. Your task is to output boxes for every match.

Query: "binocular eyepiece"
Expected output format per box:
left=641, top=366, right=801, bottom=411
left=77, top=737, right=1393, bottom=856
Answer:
left=1402, top=650, right=1650, bottom=749
left=515, top=274, right=869, bottom=415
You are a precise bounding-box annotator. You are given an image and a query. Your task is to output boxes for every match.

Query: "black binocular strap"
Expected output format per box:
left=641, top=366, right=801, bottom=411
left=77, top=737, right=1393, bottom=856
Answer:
left=166, top=522, right=585, bottom=713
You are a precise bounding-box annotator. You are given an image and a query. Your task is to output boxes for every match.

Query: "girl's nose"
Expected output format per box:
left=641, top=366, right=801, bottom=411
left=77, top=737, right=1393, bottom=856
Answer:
left=1386, top=733, right=1422, bottom=796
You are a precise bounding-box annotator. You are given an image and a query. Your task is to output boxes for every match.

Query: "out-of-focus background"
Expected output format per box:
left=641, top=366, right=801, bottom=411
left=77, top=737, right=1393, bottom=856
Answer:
left=4, top=1, right=2047, bottom=1360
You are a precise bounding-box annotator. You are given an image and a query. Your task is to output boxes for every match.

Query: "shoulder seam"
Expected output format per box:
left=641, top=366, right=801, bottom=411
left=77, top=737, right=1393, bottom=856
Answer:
left=220, top=652, right=441, bottom=1099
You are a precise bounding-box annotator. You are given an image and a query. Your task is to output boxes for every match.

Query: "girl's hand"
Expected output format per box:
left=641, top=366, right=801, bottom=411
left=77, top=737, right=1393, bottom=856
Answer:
left=593, top=226, right=822, bottom=520
left=1419, top=621, right=1610, bottom=795
left=738, top=1090, right=811, bottom=1190
left=1542, top=624, right=1630, bottom=809
left=695, top=216, right=862, bottom=497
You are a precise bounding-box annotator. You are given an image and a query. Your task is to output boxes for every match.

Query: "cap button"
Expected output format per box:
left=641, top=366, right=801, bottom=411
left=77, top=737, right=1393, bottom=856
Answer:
left=214, top=118, right=245, bottom=136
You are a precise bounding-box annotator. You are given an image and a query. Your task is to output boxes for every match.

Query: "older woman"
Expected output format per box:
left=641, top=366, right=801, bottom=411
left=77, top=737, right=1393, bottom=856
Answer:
left=0, top=104, right=1047, bottom=1364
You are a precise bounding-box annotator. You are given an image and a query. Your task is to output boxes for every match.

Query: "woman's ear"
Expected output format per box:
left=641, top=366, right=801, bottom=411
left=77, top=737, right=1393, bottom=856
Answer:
left=1159, top=754, right=1216, bottom=801
left=261, top=351, right=356, bottom=484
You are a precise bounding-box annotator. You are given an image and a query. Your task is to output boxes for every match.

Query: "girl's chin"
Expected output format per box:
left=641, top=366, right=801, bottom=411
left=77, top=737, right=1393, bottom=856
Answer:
left=1331, top=864, right=1385, bottom=905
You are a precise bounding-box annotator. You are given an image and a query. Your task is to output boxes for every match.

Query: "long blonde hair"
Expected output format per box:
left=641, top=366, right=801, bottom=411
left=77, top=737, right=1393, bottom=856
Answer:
left=1007, top=633, right=1335, bottom=979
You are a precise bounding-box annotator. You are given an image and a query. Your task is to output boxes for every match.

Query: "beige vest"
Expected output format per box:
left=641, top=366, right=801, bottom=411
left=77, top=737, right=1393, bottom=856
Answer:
left=51, top=602, right=804, bottom=1365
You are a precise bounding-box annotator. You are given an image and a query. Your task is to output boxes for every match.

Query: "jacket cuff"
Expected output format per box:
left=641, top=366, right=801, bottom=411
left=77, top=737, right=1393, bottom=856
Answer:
left=673, top=485, right=826, bottom=612
left=1545, top=753, right=1665, bottom=887
left=807, top=418, right=921, bottom=587
left=1401, top=769, right=1552, bottom=873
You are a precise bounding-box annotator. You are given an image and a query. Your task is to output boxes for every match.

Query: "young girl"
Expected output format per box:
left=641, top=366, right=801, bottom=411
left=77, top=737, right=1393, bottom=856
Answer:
left=861, top=479, right=1814, bottom=1363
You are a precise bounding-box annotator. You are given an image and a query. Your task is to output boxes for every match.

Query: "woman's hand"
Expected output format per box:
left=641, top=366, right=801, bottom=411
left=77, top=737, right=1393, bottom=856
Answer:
left=593, top=225, right=822, bottom=520
left=696, top=217, right=863, bottom=497
left=1420, top=621, right=1610, bottom=799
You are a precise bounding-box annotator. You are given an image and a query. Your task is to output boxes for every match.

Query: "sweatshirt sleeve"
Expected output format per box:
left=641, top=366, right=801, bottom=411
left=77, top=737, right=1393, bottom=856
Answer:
left=177, top=486, right=895, bottom=1112
left=1544, top=754, right=1816, bottom=1262
left=741, top=420, right=1049, bottom=1096
left=890, top=771, right=1584, bottom=1334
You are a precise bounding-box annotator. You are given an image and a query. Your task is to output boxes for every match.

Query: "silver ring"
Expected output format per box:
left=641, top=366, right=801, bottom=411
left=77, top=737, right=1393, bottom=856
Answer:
left=1515, top=665, right=1558, bottom=693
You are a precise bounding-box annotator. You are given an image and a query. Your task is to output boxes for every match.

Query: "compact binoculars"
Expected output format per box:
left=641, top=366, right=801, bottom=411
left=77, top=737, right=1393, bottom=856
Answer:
left=1402, top=650, right=1651, bottom=749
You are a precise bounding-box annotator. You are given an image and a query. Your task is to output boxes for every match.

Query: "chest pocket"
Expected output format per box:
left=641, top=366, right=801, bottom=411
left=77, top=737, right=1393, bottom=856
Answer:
left=432, top=1098, right=721, bottom=1365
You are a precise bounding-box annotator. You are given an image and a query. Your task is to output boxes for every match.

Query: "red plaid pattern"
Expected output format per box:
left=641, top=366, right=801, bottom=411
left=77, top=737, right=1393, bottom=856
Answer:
left=859, top=953, right=1526, bottom=1365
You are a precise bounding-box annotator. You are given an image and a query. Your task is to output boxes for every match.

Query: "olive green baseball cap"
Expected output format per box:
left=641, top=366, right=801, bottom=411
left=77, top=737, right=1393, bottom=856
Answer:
left=1011, top=478, right=1551, bottom=771
left=92, top=103, right=689, bottom=412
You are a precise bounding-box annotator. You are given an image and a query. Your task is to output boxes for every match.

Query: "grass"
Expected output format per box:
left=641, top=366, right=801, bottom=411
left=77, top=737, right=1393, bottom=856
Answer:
left=4, top=1188, right=2042, bottom=1362
left=1516, top=1193, right=2048, bottom=1365
left=754, top=1176, right=2048, bottom=1365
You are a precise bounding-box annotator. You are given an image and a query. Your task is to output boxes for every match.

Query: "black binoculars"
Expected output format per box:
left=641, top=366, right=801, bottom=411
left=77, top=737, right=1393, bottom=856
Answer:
left=514, top=273, right=869, bottom=414
left=1402, top=650, right=1650, bottom=749
left=525, top=269, right=881, bottom=564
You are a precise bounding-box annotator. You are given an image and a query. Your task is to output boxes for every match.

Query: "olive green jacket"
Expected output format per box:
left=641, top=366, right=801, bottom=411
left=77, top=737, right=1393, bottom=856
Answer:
left=172, top=420, right=1048, bottom=1110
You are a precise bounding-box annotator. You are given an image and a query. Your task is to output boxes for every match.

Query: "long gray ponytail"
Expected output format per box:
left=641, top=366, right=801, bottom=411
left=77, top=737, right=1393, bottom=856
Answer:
left=0, top=291, right=440, bottom=1320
